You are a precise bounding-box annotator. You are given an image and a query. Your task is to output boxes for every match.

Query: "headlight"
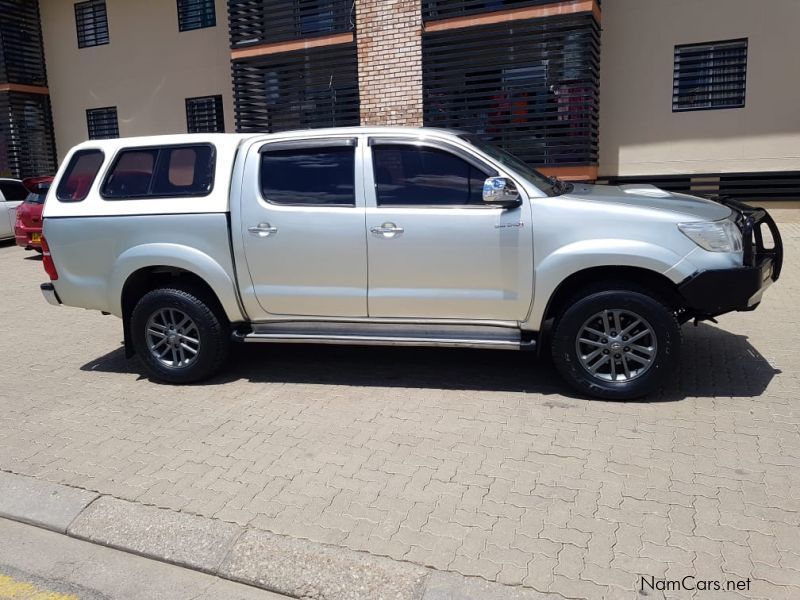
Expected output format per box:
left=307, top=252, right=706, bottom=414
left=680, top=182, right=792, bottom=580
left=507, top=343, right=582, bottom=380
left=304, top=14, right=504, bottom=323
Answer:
left=678, top=219, right=743, bottom=253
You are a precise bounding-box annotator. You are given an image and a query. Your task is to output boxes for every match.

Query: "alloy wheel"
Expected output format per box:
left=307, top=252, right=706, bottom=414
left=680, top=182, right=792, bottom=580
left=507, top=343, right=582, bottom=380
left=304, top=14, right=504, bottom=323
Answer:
left=145, top=308, right=201, bottom=369
left=575, top=309, right=657, bottom=382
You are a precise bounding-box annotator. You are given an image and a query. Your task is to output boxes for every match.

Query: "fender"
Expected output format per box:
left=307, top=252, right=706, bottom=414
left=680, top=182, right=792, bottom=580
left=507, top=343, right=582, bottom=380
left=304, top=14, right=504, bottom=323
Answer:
left=525, top=239, right=696, bottom=330
left=109, top=243, right=246, bottom=322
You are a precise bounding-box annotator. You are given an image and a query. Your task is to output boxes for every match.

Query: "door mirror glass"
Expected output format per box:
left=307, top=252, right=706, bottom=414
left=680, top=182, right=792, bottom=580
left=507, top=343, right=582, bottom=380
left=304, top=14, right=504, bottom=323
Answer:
left=482, top=177, right=521, bottom=208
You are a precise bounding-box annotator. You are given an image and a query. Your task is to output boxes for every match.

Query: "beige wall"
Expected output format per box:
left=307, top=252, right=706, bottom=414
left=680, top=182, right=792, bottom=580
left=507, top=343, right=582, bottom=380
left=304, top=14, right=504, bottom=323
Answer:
left=599, top=0, right=800, bottom=177
left=40, top=0, right=234, bottom=161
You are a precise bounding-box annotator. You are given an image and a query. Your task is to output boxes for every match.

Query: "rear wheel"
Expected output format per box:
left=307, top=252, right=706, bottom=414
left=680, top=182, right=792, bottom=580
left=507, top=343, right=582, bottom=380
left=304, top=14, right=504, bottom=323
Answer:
left=551, top=286, right=681, bottom=400
left=131, top=287, right=230, bottom=384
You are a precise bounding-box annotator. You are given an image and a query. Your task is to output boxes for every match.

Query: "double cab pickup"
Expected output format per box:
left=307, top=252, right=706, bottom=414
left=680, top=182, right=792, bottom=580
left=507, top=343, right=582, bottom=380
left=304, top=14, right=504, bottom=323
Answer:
left=40, top=128, right=782, bottom=399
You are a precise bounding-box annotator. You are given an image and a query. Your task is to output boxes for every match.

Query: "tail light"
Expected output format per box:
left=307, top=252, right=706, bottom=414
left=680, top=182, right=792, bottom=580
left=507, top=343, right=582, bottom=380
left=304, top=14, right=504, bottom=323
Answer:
left=41, top=236, right=58, bottom=280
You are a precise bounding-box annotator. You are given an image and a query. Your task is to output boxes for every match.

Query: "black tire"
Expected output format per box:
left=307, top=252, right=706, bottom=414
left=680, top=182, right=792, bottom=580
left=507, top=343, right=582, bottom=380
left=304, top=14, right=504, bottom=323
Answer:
left=131, top=287, right=230, bottom=384
left=550, top=285, right=681, bottom=400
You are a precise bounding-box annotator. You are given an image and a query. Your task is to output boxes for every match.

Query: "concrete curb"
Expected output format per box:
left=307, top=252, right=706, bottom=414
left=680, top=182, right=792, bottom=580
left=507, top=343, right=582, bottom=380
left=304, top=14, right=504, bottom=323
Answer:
left=0, top=470, right=99, bottom=533
left=0, top=471, right=558, bottom=600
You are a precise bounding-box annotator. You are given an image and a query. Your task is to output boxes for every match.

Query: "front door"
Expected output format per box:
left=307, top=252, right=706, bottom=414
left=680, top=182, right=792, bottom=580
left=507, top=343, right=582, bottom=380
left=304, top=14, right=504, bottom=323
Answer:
left=365, top=139, right=534, bottom=321
left=240, top=138, right=368, bottom=317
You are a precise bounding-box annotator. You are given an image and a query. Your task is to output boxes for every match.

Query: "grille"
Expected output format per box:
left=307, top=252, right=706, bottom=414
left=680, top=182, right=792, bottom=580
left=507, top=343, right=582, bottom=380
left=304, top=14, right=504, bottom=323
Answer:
left=422, top=13, right=600, bottom=167
left=232, top=43, right=359, bottom=133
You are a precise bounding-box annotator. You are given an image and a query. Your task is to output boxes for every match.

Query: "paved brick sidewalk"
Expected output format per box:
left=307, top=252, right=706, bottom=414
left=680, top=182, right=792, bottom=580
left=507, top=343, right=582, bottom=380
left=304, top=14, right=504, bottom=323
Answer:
left=0, top=222, right=798, bottom=599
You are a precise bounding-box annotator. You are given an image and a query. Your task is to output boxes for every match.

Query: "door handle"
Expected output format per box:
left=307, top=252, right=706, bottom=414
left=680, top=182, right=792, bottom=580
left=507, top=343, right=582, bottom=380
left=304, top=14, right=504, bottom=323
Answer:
left=248, top=222, right=278, bottom=237
left=370, top=222, right=404, bottom=238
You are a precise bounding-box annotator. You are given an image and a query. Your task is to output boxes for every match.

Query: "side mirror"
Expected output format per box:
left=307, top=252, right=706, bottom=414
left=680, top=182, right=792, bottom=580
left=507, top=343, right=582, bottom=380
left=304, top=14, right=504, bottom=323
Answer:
left=482, top=177, right=521, bottom=208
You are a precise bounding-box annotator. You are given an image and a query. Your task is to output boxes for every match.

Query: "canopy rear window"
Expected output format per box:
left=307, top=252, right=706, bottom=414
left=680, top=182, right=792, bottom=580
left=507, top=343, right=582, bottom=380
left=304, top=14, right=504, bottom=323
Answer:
left=56, top=150, right=105, bottom=202
left=101, top=144, right=215, bottom=199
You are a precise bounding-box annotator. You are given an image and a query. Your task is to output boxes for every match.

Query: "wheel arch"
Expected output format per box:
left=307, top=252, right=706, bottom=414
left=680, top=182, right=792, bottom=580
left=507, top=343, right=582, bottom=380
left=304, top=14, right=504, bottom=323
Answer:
left=114, top=244, right=246, bottom=357
left=537, top=265, right=685, bottom=332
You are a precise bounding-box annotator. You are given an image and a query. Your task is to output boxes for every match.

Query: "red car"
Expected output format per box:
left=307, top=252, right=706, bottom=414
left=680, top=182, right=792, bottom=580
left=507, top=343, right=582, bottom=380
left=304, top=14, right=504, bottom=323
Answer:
left=15, top=176, right=53, bottom=252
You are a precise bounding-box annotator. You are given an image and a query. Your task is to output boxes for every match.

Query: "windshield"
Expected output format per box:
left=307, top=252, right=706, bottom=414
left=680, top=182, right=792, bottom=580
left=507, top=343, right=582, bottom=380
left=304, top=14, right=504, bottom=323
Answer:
left=458, top=134, right=568, bottom=196
left=26, top=191, right=47, bottom=204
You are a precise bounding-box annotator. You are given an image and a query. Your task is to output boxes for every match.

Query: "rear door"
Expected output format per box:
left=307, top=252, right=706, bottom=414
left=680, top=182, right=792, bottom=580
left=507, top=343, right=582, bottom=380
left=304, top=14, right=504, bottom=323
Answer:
left=239, top=137, right=368, bottom=318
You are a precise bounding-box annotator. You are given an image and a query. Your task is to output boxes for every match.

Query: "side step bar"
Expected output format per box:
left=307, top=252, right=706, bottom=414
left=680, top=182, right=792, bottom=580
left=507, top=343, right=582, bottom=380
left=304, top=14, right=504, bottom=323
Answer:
left=232, top=322, right=535, bottom=351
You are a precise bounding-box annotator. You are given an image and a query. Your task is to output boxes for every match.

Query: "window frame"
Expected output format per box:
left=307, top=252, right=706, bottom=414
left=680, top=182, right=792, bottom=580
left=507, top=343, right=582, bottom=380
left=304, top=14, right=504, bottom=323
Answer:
left=99, top=143, right=217, bottom=201
left=86, top=106, right=119, bottom=140
left=368, top=137, right=499, bottom=209
left=176, top=0, right=216, bottom=32
left=257, top=138, right=359, bottom=208
left=672, top=38, right=748, bottom=113
left=185, top=95, right=225, bottom=133
left=74, top=0, right=110, bottom=49
left=55, top=149, right=106, bottom=203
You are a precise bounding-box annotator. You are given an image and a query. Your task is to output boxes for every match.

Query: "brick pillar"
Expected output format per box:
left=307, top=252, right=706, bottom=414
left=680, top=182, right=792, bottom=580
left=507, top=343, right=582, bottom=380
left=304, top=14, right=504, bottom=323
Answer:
left=355, top=0, right=423, bottom=126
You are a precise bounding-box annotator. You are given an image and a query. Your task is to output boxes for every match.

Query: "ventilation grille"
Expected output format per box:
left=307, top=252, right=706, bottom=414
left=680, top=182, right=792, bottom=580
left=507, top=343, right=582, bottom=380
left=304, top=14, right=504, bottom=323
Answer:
left=423, top=0, right=567, bottom=21
left=75, top=0, right=110, bottom=48
left=0, top=0, right=48, bottom=86
left=228, top=0, right=355, bottom=48
left=86, top=106, right=119, bottom=139
left=673, top=39, right=747, bottom=112
left=177, top=0, right=216, bottom=32
left=719, top=172, right=800, bottom=202
left=232, top=43, right=360, bottom=133
left=599, top=173, right=800, bottom=202
left=598, top=175, right=693, bottom=195
left=422, top=13, right=600, bottom=167
left=186, top=95, right=225, bottom=133
left=0, top=91, right=57, bottom=178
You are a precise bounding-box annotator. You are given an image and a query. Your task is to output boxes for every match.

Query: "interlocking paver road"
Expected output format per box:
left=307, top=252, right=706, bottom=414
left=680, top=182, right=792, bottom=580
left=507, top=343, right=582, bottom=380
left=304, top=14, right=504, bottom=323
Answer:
left=1, top=217, right=799, bottom=599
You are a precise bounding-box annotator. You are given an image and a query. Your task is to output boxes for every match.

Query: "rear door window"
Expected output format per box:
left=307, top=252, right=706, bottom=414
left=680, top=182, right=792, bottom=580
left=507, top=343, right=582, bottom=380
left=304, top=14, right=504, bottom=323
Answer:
left=102, top=144, right=215, bottom=199
left=56, top=150, right=105, bottom=202
left=260, top=145, right=356, bottom=206
left=0, top=180, right=28, bottom=202
left=102, top=149, right=157, bottom=198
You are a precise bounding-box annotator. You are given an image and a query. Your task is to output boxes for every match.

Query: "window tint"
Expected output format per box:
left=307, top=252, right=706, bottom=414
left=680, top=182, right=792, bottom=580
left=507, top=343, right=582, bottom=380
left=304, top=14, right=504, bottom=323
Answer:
left=101, top=145, right=215, bottom=199
left=0, top=181, right=28, bottom=202
left=75, top=0, right=109, bottom=48
left=56, top=150, right=105, bottom=202
left=152, top=146, right=215, bottom=195
left=102, top=149, right=157, bottom=198
left=260, top=146, right=355, bottom=206
left=372, top=145, right=487, bottom=206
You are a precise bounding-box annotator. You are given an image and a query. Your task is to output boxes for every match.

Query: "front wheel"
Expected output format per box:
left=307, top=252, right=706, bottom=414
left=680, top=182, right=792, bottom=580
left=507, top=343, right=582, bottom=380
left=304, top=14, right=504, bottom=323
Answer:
left=131, top=287, right=230, bottom=384
left=551, top=287, right=681, bottom=400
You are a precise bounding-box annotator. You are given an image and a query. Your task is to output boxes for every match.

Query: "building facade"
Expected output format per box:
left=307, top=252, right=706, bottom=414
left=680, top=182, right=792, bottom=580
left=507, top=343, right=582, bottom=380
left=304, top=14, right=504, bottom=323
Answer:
left=1, top=0, right=799, bottom=201
left=0, top=0, right=57, bottom=178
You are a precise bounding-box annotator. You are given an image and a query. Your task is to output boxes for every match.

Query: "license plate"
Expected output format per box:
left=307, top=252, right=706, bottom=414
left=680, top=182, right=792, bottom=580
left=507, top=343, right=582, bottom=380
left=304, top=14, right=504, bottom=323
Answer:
left=31, top=233, right=41, bottom=243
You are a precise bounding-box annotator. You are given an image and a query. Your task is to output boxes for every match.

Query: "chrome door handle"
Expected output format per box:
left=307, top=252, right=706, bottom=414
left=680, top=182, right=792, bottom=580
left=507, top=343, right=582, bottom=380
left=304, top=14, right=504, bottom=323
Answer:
left=370, top=222, right=404, bottom=238
left=248, top=222, right=278, bottom=237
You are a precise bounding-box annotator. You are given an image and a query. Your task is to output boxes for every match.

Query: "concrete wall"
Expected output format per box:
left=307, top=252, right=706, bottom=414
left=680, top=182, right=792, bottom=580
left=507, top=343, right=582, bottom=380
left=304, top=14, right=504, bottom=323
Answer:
left=40, top=0, right=234, bottom=161
left=599, top=0, right=800, bottom=177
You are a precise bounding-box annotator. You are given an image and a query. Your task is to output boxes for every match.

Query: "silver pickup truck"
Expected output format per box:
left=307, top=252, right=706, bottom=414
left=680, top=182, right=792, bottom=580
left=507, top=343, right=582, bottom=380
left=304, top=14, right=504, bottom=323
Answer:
left=40, top=127, right=783, bottom=399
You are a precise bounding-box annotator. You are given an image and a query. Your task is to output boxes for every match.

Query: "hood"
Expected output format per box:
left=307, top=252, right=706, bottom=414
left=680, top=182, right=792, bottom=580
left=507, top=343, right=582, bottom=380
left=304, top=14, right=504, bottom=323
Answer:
left=565, top=183, right=732, bottom=222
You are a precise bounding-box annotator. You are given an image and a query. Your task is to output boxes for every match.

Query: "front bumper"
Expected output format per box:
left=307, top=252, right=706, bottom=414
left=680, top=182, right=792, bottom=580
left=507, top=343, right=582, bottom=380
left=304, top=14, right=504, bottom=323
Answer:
left=41, top=282, right=62, bottom=306
left=678, top=199, right=783, bottom=317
